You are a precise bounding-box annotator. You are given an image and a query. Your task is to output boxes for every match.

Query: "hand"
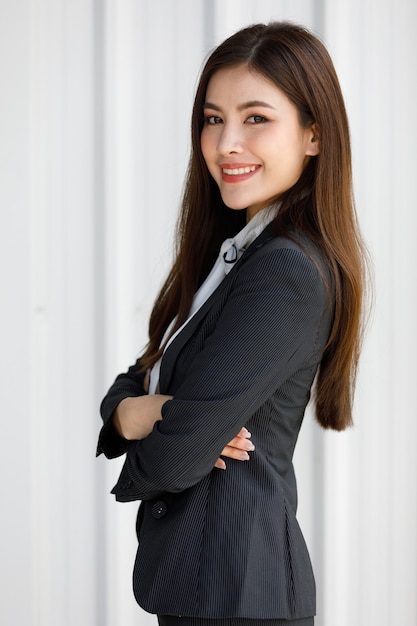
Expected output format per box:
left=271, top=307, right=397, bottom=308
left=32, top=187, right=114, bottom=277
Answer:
left=214, top=427, right=255, bottom=470
left=113, top=394, right=173, bottom=440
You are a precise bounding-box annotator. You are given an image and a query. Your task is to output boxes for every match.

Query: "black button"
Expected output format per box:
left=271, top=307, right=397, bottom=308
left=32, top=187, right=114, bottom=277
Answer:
left=121, top=480, right=133, bottom=489
left=151, top=500, right=167, bottom=518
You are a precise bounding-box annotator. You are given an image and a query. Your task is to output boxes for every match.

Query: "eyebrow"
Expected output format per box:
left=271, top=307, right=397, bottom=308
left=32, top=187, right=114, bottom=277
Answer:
left=203, top=100, right=276, bottom=112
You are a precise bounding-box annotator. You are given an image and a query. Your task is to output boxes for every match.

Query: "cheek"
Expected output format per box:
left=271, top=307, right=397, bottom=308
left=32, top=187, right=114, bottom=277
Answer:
left=249, top=130, right=281, bottom=161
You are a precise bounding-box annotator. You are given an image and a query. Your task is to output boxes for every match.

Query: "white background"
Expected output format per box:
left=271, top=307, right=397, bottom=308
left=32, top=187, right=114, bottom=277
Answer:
left=0, top=1, right=416, bottom=625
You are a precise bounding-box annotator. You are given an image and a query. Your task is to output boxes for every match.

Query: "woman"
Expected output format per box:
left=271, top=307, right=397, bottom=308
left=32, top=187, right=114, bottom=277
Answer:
left=97, top=22, right=367, bottom=626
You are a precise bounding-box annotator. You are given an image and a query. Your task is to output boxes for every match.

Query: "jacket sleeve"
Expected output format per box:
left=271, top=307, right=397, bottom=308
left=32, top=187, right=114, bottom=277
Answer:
left=111, top=245, right=333, bottom=501
left=97, top=359, right=147, bottom=458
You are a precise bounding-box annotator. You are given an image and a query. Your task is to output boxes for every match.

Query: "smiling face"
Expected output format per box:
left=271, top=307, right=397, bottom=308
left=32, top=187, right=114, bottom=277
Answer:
left=200, top=64, right=319, bottom=220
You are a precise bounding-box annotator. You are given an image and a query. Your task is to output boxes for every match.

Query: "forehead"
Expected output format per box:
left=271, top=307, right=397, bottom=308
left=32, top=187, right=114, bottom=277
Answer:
left=205, top=64, right=285, bottom=104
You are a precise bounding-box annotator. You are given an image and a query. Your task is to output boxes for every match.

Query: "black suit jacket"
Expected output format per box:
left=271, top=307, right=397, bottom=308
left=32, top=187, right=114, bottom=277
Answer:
left=97, top=225, right=333, bottom=620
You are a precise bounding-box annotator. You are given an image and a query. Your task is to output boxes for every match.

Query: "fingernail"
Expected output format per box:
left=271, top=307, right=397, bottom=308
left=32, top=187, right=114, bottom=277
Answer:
left=239, top=452, right=250, bottom=460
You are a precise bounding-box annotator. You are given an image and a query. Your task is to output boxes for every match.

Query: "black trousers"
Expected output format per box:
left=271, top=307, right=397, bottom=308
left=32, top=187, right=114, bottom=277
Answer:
left=158, top=617, right=314, bottom=626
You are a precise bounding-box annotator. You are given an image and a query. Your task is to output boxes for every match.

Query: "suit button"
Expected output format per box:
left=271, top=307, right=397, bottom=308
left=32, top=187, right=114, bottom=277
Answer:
left=151, top=500, right=167, bottom=518
left=121, top=480, right=133, bottom=489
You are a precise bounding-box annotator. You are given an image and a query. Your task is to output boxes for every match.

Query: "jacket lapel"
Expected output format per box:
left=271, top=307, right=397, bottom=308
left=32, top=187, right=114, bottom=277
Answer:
left=159, top=224, right=275, bottom=392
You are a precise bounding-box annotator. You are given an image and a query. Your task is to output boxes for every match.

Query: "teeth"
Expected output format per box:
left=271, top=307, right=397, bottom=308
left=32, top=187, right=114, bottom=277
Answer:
left=223, top=165, right=257, bottom=175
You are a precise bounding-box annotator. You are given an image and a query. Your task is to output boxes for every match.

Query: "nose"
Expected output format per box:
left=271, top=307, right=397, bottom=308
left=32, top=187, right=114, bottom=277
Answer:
left=216, top=122, right=244, bottom=155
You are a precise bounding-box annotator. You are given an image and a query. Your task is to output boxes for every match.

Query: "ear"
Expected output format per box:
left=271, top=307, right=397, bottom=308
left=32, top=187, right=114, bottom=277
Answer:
left=305, top=122, right=320, bottom=156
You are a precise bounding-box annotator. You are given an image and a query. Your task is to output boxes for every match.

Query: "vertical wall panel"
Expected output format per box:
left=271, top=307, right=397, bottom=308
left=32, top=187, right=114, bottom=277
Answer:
left=0, top=1, right=32, bottom=624
left=28, top=0, right=99, bottom=623
left=100, top=5, right=149, bottom=623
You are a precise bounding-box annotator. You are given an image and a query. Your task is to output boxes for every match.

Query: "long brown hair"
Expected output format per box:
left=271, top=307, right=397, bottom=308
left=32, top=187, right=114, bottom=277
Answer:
left=141, top=22, right=368, bottom=431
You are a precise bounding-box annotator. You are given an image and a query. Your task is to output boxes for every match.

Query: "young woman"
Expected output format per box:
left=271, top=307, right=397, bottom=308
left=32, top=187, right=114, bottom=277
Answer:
left=97, top=22, right=367, bottom=626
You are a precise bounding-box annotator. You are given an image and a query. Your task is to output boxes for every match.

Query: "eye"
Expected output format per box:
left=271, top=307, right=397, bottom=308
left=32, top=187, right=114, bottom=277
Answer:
left=205, top=115, right=223, bottom=125
left=246, top=115, right=268, bottom=124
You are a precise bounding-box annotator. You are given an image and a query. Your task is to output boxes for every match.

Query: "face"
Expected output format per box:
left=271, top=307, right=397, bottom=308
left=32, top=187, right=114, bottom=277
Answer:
left=200, top=64, right=319, bottom=220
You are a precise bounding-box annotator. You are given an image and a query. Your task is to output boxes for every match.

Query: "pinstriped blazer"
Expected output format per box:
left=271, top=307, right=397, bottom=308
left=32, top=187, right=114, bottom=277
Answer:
left=97, top=223, right=334, bottom=620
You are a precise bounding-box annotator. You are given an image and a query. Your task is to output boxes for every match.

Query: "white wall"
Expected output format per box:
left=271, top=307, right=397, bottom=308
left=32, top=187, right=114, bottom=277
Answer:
left=319, top=2, right=417, bottom=623
left=0, top=1, right=415, bottom=625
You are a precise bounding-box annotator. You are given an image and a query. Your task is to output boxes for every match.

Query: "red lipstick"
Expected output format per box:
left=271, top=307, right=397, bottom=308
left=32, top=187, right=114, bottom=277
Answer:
left=220, top=163, right=260, bottom=183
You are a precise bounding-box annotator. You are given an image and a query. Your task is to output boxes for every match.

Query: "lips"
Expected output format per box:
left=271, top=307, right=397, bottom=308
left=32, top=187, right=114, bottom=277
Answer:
left=220, top=163, right=260, bottom=183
